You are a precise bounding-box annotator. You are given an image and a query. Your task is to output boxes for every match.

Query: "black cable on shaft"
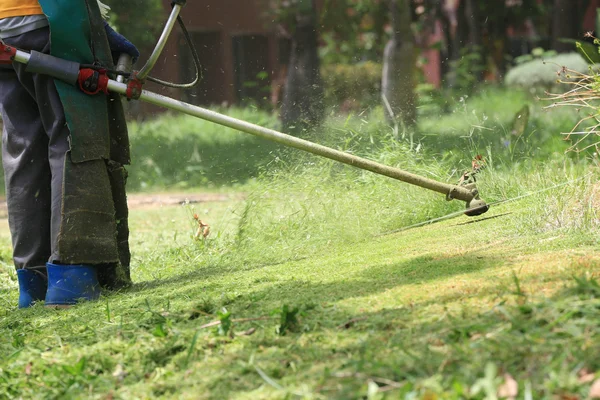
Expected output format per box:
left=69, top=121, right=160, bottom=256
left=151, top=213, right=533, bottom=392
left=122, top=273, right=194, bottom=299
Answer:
left=146, top=15, right=202, bottom=89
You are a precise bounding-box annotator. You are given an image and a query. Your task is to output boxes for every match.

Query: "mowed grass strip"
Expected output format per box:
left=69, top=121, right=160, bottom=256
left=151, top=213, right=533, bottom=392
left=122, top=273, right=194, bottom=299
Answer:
left=0, top=86, right=598, bottom=398
left=1, top=194, right=599, bottom=399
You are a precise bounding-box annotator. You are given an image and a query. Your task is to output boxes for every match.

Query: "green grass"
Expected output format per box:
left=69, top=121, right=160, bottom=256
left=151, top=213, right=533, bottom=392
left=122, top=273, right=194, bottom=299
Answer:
left=416, top=87, right=586, bottom=161
left=0, top=192, right=598, bottom=398
left=126, top=107, right=281, bottom=191
left=125, top=86, right=594, bottom=192
left=1, top=86, right=600, bottom=398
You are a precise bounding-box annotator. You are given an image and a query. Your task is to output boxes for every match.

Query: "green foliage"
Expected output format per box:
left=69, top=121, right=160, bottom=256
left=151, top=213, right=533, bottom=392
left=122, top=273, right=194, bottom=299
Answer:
left=269, top=0, right=315, bottom=24
left=62, top=358, right=87, bottom=377
left=274, top=305, right=300, bottom=335
left=102, top=0, right=164, bottom=50
left=266, top=0, right=321, bottom=44
left=513, top=47, right=558, bottom=65
left=447, top=46, right=486, bottom=93
left=321, top=62, right=382, bottom=109
left=216, top=309, right=232, bottom=336
left=126, top=108, right=281, bottom=191
left=476, top=0, right=545, bottom=30
left=571, top=275, right=600, bottom=297
left=268, top=0, right=386, bottom=64
left=319, top=0, right=386, bottom=63
left=575, top=40, right=600, bottom=64
left=414, top=83, right=452, bottom=117
left=556, top=38, right=600, bottom=65
left=418, top=86, right=587, bottom=160
left=152, top=323, right=169, bottom=338
left=505, top=53, right=590, bottom=90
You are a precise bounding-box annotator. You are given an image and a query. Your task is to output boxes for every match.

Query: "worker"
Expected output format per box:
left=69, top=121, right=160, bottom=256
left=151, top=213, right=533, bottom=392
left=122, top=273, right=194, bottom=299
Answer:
left=0, top=0, right=139, bottom=308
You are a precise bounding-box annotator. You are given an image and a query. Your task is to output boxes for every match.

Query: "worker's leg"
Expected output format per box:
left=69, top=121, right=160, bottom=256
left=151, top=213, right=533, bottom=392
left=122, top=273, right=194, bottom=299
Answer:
left=24, top=29, right=71, bottom=263
left=1, top=29, right=100, bottom=307
left=1, top=28, right=71, bottom=266
left=0, top=46, right=52, bottom=274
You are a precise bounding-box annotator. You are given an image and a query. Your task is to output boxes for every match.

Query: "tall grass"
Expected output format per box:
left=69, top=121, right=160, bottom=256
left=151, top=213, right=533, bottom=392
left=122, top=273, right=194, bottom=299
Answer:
left=417, top=86, right=586, bottom=162
left=126, top=107, right=281, bottom=191
left=225, top=141, right=598, bottom=267
left=125, top=87, right=598, bottom=266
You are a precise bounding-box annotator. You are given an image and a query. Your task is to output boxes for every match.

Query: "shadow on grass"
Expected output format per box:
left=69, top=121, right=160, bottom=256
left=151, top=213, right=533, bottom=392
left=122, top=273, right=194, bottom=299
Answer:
left=3, top=257, right=598, bottom=399
left=0, top=250, right=508, bottom=364
left=197, top=276, right=600, bottom=399
left=0, top=133, right=284, bottom=194
left=122, top=248, right=511, bottom=311
left=244, top=253, right=509, bottom=308
left=127, top=133, right=282, bottom=190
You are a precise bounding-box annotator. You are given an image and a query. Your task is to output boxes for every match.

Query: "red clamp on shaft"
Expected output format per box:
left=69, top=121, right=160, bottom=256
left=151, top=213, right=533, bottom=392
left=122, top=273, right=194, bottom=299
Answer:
left=78, top=68, right=109, bottom=95
left=126, top=72, right=143, bottom=100
left=0, top=42, right=17, bottom=64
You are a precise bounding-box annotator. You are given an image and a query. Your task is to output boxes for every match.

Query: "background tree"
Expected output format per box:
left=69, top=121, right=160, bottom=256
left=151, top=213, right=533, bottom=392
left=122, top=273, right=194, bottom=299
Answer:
left=382, top=0, right=417, bottom=127
left=318, top=0, right=387, bottom=64
left=274, top=0, right=326, bottom=134
left=481, top=0, right=545, bottom=77
left=441, top=0, right=544, bottom=90
left=102, top=0, right=164, bottom=51
left=551, top=0, right=590, bottom=53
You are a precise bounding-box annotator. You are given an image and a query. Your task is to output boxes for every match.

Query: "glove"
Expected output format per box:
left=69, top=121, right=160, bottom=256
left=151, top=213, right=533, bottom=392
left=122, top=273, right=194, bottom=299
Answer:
left=103, top=22, right=140, bottom=63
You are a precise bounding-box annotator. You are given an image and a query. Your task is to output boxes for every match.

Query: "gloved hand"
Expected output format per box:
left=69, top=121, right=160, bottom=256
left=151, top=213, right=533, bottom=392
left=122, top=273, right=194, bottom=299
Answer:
left=103, top=22, right=140, bottom=63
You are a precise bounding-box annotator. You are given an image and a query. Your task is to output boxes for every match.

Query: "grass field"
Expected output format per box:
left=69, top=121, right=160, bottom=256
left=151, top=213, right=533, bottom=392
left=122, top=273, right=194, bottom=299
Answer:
left=1, top=87, right=599, bottom=399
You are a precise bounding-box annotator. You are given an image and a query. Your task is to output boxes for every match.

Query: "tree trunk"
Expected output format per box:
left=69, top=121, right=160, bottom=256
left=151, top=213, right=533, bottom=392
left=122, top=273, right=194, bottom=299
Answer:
left=444, top=0, right=485, bottom=90
left=443, top=0, right=467, bottom=88
left=464, top=0, right=481, bottom=48
left=381, top=0, right=417, bottom=128
left=439, top=1, right=453, bottom=81
left=488, top=5, right=509, bottom=81
left=455, top=0, right=469, bottom=51
left=373, top=1, right=388, bottom=59
left=280, top=1, right=324, bottom=134
left=552, top=0, right=587, bottom=52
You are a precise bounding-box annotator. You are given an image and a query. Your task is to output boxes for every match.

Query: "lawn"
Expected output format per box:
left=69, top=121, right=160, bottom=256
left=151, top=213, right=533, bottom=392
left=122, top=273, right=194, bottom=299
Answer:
left=1, top=87, right=599, bottom=399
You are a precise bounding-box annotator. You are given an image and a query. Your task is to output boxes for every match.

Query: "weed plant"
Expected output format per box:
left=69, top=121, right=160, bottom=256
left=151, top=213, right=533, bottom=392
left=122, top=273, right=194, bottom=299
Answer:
left=544, top=66, right=600, bottom=153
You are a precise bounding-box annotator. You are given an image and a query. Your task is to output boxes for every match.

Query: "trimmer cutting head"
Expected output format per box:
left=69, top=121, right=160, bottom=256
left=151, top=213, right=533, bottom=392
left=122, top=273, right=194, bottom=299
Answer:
left=453, top=181, right=489, bottom=217
left=458, top=157, right=489, bottom=217
left=465, top=197, right=489, bottom=217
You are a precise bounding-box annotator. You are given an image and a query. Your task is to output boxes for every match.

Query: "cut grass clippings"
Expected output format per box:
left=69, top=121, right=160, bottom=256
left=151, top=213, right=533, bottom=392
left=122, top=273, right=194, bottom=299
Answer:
left=1, top=86, right=599, bottom=398
left=0, top=190, right=599, bottom=398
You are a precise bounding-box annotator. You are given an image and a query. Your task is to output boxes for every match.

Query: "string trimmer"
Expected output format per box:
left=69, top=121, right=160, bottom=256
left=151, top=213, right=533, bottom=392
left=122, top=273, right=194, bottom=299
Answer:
left=0, top=0, right=489, bottom=217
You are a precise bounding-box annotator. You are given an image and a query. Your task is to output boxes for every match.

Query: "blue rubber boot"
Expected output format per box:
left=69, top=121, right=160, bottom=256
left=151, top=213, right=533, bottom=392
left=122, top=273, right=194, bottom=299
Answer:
left=17, top=269, right=47, bottom=308
left=45, top=263, right=101, bottom=306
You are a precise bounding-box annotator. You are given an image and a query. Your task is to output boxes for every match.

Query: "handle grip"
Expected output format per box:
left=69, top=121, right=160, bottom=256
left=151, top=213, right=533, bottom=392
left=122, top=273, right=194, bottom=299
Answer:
left=116, top=53, right=132, bottom=83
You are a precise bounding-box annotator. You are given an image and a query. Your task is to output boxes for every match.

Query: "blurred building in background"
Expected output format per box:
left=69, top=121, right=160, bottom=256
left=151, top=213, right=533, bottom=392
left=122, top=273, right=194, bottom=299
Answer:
left=145, top=0, right=599, bottom=111
left=150, top=0, right=288, bottom=107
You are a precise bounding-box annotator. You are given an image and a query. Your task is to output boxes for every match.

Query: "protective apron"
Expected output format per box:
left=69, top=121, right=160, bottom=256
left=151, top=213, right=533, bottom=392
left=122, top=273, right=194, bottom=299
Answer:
left=38, top=0, right=131, bottom=287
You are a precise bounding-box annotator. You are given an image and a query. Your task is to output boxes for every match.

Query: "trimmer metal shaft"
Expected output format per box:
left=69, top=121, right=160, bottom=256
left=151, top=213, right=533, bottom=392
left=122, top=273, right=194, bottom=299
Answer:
left=105, top=80, right=488, bottom=215
left=1, top=41, right=489, bottom=216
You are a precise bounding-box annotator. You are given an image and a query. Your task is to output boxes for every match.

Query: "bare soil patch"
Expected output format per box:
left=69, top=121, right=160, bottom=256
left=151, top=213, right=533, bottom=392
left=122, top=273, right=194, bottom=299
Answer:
left=0, top=192, right=243, bottom=218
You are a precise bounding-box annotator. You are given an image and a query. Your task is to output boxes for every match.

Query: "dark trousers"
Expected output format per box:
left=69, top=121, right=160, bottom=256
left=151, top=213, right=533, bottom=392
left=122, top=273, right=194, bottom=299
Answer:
left=0, top=28, right=69, bottom=272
